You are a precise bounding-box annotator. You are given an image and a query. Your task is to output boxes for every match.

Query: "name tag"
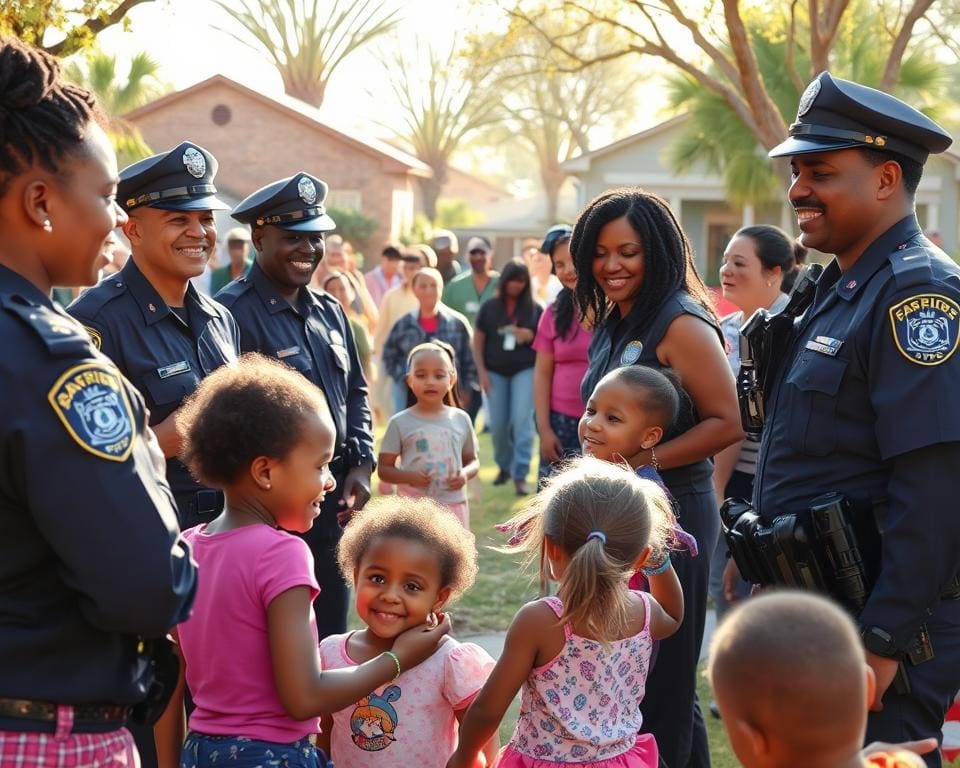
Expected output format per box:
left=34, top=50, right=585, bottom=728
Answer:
left=805, top=336, right=843, bottom=356
left=157, top=361, right=191, bottom=379
left=277, top=345, right=301, bottom=359
left=465, top=300, right=480, bottom=313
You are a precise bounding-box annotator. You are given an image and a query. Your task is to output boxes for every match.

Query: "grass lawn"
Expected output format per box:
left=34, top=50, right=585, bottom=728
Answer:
left=361, top=427, right=958, bottom=767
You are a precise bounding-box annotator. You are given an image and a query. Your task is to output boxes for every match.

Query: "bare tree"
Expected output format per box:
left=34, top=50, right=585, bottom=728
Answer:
left=214, top=0, right=401, bottom=107
left=385, top=42, right=502, bottom=221
left=1, top=0, right=154, bottom=57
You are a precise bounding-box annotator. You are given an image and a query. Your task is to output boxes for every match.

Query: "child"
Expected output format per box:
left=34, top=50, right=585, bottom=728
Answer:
left=378, top=341, right=480, bottom=527
left=159, top=354, right=449, bottom=768
left=449, top=457, right=684, bottom=768
left=708, top=591, right=932, bottom=768
left=318, top=496, right=498, bottom=767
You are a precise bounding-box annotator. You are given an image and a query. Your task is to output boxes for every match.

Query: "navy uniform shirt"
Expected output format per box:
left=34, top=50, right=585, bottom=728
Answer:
left=216, top=261, right=375, bottom=476
left=754, top=214, right=960, bottom=647
left=68, top=259, right=240, bottom=501
left=0, top=264, right=197, bottom=710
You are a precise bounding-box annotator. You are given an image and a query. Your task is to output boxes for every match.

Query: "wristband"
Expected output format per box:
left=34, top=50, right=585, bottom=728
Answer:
left=641, top=554, right=671, bottom=577
left=382, top=650, right=401, bottom=680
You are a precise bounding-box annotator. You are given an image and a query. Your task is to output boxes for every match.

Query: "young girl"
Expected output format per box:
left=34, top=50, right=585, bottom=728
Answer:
left=448, top=457, right=684, bottom=768
left=319, top=496, right=498, bottom=767
left=378, top=341, right=480, bottom=528
left=158, top=354, right=450, bottom=768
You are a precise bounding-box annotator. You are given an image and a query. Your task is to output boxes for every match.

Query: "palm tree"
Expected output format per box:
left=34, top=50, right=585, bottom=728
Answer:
left=666, top=3, right=949, bottom=207
left=214, top=0, right=400, bottom=108
left=63, top=49, right=167, bottom=166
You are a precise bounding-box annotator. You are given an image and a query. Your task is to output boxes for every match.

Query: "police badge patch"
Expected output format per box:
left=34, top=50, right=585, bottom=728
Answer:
left=889, top=293, right=960, bottom=366
left=621, top=340, right=643, bottom=365
left=182, top=147, right=206, bottom=179
left=298, top=176, right=318, bottom=205
left=47, top=364, right=135, bottom=461
left=83, top=325, right=102, bottom=350
left=797, top=78, right=821, bottom=118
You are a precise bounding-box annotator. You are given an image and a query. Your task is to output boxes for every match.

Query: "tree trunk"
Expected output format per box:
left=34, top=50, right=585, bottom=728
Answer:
left=420, top=176, right=443, bottom=222
left=540, top=161, right=566, bottom=226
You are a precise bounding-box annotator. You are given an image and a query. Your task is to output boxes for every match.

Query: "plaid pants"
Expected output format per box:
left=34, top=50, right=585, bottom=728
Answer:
left=0, top=705, right=138, bottom=767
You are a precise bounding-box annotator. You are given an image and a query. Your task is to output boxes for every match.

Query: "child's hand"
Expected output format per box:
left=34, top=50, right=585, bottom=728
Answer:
left=406, top=470, right=432, bottom=489
left=392, top=612, right=451, bottom=671
left=445, top=470, right=468, bottom=490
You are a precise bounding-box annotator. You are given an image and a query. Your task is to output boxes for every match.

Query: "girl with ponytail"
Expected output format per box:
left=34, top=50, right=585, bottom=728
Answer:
left=447, top=457, right=683, bottom=768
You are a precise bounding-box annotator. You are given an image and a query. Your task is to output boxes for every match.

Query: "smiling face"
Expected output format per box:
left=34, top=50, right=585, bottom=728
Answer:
left=255, top=226, right=325, bottom=292
left=268, top=407, right=337, bottom=533
left=551, top=239, right=576, bottom=290
left=579, top=377, right=662, bottom=463
left=354, top=535, right=451, bottom=640
left=406, top=348, right=456, bottom=406
left=788, top=149, right=885, bottom=263
left=468, top=247, right=491, bottom=274
left=124, top=204, right=216, bottom=285
left=719, top=235, right=780, bottom=311
left=592, top=216, right=645, bottom=316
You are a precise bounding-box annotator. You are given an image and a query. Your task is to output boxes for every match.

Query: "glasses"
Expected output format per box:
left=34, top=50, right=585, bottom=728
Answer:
left=469, top=249, right=488, bottom=256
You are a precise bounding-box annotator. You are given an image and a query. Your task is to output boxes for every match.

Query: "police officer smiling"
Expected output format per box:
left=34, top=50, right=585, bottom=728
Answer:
left=217, top=172, right=375, bottom=638
left=69, top=142, right=241, bottom=531
left=748, top=72, right=960, bottom=764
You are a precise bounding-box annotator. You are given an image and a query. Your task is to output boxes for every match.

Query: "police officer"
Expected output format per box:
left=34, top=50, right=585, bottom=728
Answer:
left=217, top=172, right=375, bottom=638
left=69, top=141, right=241, bottom=530
left=0, top=37, right=197, bottom=765
left=754, top=72, right=960, bottom=764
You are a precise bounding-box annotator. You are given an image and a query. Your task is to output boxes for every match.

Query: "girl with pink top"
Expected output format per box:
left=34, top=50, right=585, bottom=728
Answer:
left=319, top=496, right=498, bottom=767
left=155, top=354, right=449, bottom=768
left=448, top=457, right=684, bottom=768
left=532, top=225, right=593, bottom=485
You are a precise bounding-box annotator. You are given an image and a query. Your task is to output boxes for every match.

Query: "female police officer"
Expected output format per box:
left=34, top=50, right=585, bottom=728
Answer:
left=0, top=37, right=196, bottom=765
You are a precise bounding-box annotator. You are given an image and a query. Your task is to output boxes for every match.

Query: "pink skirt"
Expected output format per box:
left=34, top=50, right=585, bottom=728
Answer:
left=446, top=501, right=470, bottom=528
left=494, top=734, right=658, bottom=768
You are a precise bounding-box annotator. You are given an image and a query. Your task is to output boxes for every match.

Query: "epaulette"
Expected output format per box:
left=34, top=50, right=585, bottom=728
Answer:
left=67, top=277, right=128, bottom=318
left=213, top=275, right=254, bottom=307
left=888, top=246, right=934, bottom=290
left=0, top=294, right=92, bottom=358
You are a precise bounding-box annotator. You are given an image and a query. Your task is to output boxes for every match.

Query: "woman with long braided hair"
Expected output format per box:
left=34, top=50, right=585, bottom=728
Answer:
left=574, top=188, right=742, bottom=768
left=0, top=37, right=196, bottom=767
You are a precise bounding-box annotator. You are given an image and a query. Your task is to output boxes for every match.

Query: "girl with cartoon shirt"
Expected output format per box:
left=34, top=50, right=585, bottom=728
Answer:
left=319, top=497, right=498, bottom=767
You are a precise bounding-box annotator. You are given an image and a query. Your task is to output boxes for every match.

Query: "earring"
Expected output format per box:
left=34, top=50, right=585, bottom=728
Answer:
left=264, top=483, right=271, bottom=490
left=42, top=219, right=52, bottom=232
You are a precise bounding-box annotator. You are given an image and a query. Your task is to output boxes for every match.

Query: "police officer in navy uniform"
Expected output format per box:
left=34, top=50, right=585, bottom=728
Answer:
left=0, top=37, right=197, bottom=766
left=752, top=72, right=960, bottom=764
left=217, top=172, right=375, bottom=638
left=69, top=142, right=241, bottom=531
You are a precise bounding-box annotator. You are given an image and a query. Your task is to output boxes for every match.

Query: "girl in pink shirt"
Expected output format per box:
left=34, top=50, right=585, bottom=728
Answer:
left=155, top=354, right=450, bottom=768
left=319, top=496, right=498, bottom=768
left=449, top=457, right=684, bottom=768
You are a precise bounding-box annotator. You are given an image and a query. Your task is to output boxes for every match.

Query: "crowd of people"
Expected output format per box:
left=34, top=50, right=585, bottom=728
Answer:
left=3, top=34, right=960, bottom=768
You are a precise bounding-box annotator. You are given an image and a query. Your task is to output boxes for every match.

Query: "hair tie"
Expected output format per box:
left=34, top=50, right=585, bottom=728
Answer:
left=586, top=530, right=606, bottom=545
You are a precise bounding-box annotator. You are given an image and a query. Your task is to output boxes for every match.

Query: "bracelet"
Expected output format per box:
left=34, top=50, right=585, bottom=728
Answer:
left=641, top=554, right=671, bottom=577
left=649, top=446, right=661, bottom=471
left=382, top=650, right=401, bottom=680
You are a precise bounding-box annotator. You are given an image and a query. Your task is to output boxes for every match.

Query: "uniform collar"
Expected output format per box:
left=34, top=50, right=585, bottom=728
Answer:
left=122, top=258, right=216, bottom=325
left=835, top=214, right=923, bottom=301
left=249, top=259, right=318, bottom=315
left=0, top=264, right=54, bottom=308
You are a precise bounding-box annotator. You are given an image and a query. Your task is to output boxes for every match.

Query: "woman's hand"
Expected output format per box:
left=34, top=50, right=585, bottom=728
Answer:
left=539, top=427, right=563, bottom=462
left=513, top=327, right=534, bottom=344
left=391, top=612, right=452, bottom=671
left=479, top=371, right=492, bottom=394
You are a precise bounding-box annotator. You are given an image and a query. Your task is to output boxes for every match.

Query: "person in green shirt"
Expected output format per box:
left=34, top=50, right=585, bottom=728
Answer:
left=442, top=235, right=499, bottom=326
left=209, top=226, right=253, bottom=293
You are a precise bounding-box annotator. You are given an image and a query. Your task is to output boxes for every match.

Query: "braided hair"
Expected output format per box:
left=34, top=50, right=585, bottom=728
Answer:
left=571, top=188, right=716, bottom=332
left=0, top=36, right=99, bottom=196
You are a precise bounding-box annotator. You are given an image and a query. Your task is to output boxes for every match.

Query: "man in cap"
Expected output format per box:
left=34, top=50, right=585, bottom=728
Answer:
left=209, top=226, right=253, bottom=294
left=69, top=141, right=240, bottom=533
left=742, top=72, right=960, bottom=763
left=217, top=172, right=375, bottom=638
left=433, top=228, right=462, bottom=284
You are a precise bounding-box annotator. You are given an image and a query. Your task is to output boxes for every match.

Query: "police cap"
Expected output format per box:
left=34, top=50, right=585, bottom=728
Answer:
left=540, top=224, right=573, bottom=255
left=231, top=172, right=336, bottom=233
left=769, top=72, right=952, bottom=164
left=118, top=141, right=230, bottom=213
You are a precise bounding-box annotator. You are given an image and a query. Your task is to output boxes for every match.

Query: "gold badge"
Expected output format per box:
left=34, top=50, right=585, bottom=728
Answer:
left=48, top=364, right=135, bottom=461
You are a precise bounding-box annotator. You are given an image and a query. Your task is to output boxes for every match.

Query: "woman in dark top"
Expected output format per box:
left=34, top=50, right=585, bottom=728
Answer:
left=473, top=261, right=543, bottom=495
left=574, top=188, right=742, bottom=768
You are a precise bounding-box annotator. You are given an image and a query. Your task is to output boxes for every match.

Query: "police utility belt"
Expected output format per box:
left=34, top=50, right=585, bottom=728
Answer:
left=720, top=493, right=957, bottom=694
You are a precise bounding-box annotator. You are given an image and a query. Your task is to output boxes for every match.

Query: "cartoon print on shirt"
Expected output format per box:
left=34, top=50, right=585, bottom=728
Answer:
left=350, top=685, right=401, bottom=752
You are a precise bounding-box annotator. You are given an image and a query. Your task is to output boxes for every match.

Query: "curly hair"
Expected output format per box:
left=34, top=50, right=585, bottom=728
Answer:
left=0, top=36, right=101, bottom=196
left=337, top=496, right=478, bottom=601
left=178, top=353, right=331, bottom=486
left=571, top=187, right=716, bottom=331
left=500, top=456, right=673, bottom=643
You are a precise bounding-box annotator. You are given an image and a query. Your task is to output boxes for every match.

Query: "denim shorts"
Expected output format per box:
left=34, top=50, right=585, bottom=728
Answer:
left=181, top=731, right=332, bottom=768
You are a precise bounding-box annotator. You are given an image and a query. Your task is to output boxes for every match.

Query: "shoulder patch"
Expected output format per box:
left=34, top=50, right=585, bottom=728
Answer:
left=83, top=325, right=102, bottom=350
left=889, top=293, right=960, bottom=366
left=48, top=363, right=136, bottom=461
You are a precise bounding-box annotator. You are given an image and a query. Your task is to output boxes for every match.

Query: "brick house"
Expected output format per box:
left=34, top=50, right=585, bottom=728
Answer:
left=124, top=74, right=432, bottom=256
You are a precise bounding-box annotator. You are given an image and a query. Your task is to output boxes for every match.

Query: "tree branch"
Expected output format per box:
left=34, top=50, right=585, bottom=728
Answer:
left=880, top=0, right=936, bottom=90
left=46, top=0, right=155, bottom=57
